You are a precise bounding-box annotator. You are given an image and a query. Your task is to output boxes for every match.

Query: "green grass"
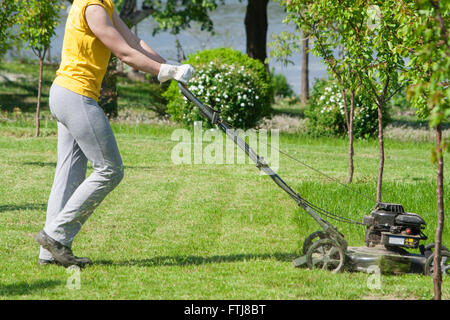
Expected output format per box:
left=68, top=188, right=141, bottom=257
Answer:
left=0, top=60, right=448, bottom=300
left=271, top=96, right=305, bottom=118
left=0, top=118, right=448, bottom=300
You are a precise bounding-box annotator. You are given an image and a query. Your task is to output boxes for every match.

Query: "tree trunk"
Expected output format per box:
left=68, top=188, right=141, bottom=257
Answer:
left=244, top=0, right=269, bottom=69
left=348, top=93, right=355, bottom=184
left=35, top=57, right=43, bottom=138
left=99, top=56, right=119, bottom=118
left=46, top=46, right=51, bottom=64
left=176, top=38, right=186, bottom=62
left=301, top=33, right=309, bottom=105
left=348, top=91, right=355, bottom=183
left=376, top=104, right=384, bottom=203
left=433, top=124, right=445, bottom=300
left=342, top=89, right=355, bottom=183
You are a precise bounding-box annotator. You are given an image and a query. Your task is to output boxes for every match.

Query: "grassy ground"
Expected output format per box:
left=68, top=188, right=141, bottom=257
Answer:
left=0, top=60, right=448, bottom=300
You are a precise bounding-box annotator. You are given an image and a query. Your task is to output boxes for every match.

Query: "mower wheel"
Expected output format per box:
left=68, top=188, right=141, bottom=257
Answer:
left=424, top=243, right=449, bottom=258
left=424, top=251, right=450, bottom=277
left=306, top=239, right=346, bottom=273
left=303, top=231, right=328, bottom=255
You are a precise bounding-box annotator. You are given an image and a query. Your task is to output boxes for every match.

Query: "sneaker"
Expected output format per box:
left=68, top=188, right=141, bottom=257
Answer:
left=35, top=230, right=92, bottom=268
left=37, top=258, right=60, bottom=266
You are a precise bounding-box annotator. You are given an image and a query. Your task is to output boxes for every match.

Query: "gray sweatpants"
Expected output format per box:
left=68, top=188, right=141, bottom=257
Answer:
left=39, top=83, right=124, bottom=260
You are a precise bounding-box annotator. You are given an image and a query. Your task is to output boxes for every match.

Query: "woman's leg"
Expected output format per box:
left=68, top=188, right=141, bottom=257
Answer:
left=42, top=83, right=124, bottom=250
left=39, top=122, right=88, bottom=261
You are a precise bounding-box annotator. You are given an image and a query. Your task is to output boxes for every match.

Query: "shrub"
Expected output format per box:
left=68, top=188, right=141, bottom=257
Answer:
left=271, top=69, right=294, bottom=98
left=163, top=48, right=273, bottom=129
left=389, top=87, right=412, bottom=113
left=305, top=78, right=386, bottom=139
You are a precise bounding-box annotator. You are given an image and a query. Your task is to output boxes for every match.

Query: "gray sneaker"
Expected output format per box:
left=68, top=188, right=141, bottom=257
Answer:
left=35, top=230, right=92, bottom=268
left=37, top=258, right=61, bottom=266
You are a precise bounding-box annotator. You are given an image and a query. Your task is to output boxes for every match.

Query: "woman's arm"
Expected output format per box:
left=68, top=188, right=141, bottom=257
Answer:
left=111, top=11, right=166, bottom=64
left=85, top=5, right=193, bottom=84
left=85, top=4, right=161, bottom=75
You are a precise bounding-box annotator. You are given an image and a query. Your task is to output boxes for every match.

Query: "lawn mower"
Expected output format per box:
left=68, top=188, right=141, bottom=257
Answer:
left=177, top=82, right=449, bottom=277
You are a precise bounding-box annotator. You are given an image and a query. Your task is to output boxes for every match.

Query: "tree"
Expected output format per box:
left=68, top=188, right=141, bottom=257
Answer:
left=267, top=3, right=310, bottom=102
left=0, top=0, right=18, bottom=59
left=282, top=0, right=448, bottom=299
left=17, top=0, right=62, bottom=137
left=280, top=1, right=368, bottom=183
left=244, top=0, right=269, bottom=70
left=283, top=1, right=404, bottom=195
left=301, top=31, right=309, bottom=105
left=268, top=31, right=302, bottom=89
left=269, top=34, right=310, bottom=105
left=393, top=0, right=449, bottom=300
left=359, top=2, right=405, bottom=203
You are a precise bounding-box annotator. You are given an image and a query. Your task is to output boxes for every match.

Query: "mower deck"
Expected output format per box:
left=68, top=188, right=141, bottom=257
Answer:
left=293, top=243, right=449, bottom=276
left=345, top=245, right=426, bottom=274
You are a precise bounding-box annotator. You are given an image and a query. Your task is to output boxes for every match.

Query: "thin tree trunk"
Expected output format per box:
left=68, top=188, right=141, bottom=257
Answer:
left=342, top=89, right=355, bottom=183
left=244, top=0, right=269, bottom=70
left=46, top=46, right=51, bottom=64
left=376, top=104, right=384, bottom=203
left=35, top=57, right=43, bottom=138
left=433, top=124, right=444, bottom=300
left=176, top=38, right=186, bottom=62
left=348, top=91, right=355, bottom=183
left=301, top=33, right=309, bottom=105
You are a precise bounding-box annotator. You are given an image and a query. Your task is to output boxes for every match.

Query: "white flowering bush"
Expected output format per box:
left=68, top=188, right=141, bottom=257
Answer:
left=305, top=79, right=385, bottom=138
left=163, top=48, right=272, bottom=129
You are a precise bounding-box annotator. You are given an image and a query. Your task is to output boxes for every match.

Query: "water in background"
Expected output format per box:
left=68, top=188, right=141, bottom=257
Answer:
left=23, top=0, right=329, bottom=94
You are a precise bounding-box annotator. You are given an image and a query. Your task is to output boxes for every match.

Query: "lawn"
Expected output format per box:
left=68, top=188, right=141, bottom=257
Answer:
left=0, top=61, right=448, bottom=300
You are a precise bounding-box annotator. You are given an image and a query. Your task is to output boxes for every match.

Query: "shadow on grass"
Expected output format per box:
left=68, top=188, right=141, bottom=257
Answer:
left=271, top=107, right=305, bottom=119
left=390, top=119, right=450, bottom=130
left=0, top=203, right=46, bottom=212
left=96, top=252, right=298, bottom=268
left=0, top=79, right=52, bottom=113
left=22, top=161, right=56, bottom=167
left=0, top=280, right=62, bottom=296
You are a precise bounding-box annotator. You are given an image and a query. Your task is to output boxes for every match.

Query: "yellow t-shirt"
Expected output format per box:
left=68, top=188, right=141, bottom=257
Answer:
left=54, top=0, right=114, bottom=101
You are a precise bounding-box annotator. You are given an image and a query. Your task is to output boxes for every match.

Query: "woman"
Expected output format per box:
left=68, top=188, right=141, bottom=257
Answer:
left=35, top=0, right=193, bottom=267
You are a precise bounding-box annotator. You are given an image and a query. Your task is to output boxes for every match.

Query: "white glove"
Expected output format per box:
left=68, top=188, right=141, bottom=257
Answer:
left=157, top=64, right=194, bottom=84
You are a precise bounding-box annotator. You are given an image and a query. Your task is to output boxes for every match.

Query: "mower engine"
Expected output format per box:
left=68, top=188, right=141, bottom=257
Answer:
left=363, top=202, right=427, bottom=250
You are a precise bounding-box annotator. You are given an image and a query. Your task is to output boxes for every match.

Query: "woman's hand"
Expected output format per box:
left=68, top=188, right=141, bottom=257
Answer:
left=157, top=64, right=195, bottom=85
